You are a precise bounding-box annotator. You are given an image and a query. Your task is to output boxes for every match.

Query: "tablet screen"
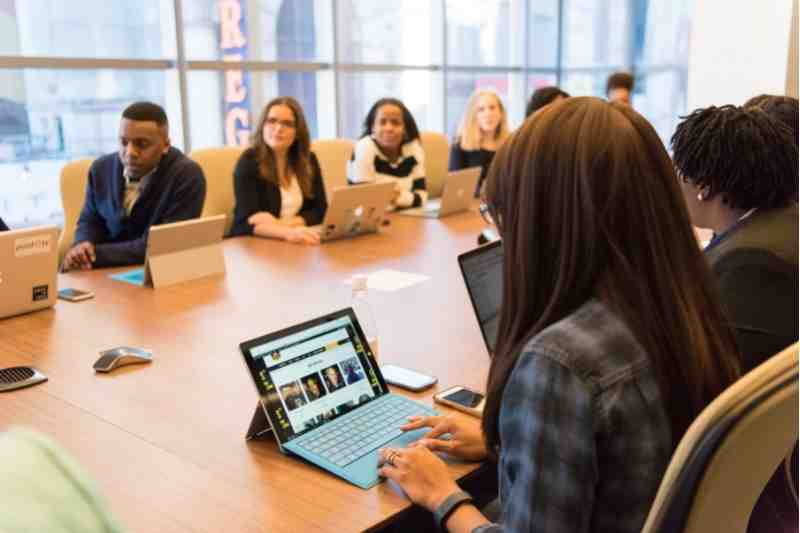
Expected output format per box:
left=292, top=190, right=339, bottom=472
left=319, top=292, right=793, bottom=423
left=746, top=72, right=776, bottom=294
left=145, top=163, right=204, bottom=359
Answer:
left=241, top=310, right=385, bottom=443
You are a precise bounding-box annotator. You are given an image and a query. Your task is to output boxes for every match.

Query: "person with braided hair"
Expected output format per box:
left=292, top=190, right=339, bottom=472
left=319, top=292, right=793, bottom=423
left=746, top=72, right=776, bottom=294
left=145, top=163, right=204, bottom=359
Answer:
left=672, top=104, right=798, bottom=371
left=672, top=104, right=798, bottom=533
left=744, top=94, right=799, bottom=148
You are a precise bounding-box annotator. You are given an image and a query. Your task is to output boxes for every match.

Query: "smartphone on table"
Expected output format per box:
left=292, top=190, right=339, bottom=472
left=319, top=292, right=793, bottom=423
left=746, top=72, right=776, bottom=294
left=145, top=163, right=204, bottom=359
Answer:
left=380, top=364, right=437, bottom=392
left=433, top=386, right=485, bottom=418
left=58, top=288, right=95, bottom=302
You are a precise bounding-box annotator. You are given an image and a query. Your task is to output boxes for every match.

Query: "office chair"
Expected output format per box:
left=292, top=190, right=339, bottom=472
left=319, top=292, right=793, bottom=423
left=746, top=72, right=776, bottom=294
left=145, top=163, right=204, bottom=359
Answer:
left=190, top=147, right=244, bottom=236
left=311, top=138, right=355, bottom=198
left=58, top=158, right=93, bottom=264
left=419, top=131, right=449, bottom=198
left=641, top=343, right=798, bottom=533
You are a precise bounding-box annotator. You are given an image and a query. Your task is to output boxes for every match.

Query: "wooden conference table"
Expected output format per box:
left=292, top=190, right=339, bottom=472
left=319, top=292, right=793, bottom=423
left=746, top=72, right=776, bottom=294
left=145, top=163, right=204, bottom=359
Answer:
left=0, top=209, right=492, bottom=533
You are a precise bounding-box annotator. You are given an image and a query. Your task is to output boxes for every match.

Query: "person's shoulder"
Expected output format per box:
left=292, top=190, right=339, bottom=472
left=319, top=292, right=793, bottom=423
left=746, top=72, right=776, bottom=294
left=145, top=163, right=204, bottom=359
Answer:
left=353, top=136, right=377, bottom=154
left=233, top=147, right=260, bottom=173
left=709, top=205, right=799, bottom=269
left=523, top=299, right=649, bottom=389
left=162, top=148, right=205, bottom=184
left=89, top=152, right=120, bottom=177
left=240, top=146, right=257, bottom=160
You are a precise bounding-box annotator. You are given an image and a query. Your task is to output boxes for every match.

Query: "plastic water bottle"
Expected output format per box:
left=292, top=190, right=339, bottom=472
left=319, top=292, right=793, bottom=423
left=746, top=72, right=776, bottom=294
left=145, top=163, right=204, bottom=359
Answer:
left=351, top=274, right=379, bottom=359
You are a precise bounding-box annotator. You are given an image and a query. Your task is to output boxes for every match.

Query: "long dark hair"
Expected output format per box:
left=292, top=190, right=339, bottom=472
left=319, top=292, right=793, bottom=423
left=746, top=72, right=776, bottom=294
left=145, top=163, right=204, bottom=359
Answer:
left=360, top=98, right=421, bottom=143
left=252, top=97, right=314, bottom=198
left=482, top=97, right=740, bottom=453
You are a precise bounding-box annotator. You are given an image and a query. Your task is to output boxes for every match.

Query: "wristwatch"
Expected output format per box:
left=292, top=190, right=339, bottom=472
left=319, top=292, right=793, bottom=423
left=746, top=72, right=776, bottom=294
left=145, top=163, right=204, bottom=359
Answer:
left=433, top=490, right=475, bottom=531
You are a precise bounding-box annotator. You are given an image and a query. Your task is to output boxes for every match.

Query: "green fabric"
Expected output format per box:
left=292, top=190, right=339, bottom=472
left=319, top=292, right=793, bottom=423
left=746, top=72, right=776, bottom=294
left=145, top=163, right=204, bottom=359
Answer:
left=0, top=428, right=125, bottom=533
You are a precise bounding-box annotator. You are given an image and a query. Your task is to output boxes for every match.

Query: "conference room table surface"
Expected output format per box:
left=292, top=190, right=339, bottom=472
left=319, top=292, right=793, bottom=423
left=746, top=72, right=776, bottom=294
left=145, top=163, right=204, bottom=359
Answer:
left=0, top=209, right=494, bottom=533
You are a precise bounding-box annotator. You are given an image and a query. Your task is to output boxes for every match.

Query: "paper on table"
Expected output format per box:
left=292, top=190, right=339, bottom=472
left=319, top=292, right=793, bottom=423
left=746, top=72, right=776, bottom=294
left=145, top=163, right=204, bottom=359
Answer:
left=345, top=269, right=429, bottom=292
left=110, top=268, right=145, bottom=286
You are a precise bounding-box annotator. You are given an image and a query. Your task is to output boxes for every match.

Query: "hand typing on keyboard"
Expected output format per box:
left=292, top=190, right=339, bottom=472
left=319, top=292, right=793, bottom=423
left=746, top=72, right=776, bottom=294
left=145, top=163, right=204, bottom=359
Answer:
left=402, top=415, right=488, bottom=462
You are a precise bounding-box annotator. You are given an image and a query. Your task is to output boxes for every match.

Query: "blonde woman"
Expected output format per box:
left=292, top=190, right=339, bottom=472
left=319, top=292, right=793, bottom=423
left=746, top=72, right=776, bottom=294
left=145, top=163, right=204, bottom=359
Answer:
left=449, top=89, right=510, bottom=196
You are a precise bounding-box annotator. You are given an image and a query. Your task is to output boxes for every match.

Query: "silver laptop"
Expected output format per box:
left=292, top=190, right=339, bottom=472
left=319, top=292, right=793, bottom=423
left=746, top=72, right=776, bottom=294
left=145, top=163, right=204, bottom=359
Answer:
left=0, top=225, right=59, bottom=319
left=457, top=240, right=503, bottom=355
left=398, top=167, right=481, bottom=218
left=240, top=308, right=437, bottom=489
left=312, top=181, right=395, bottom=241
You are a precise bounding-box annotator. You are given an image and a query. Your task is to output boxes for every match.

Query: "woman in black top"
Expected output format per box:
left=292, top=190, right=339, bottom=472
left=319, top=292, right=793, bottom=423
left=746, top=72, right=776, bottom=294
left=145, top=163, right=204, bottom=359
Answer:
left=449, top=89, right=510, bottom=196
left=230, top=97, right=327, bottom=244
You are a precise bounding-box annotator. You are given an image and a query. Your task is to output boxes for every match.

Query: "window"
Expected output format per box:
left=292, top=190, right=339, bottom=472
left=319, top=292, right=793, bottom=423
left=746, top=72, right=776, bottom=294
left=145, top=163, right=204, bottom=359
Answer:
left=187, top=69, right=335, bottom=150
left=337, top=1, right=442, bottom=65
left=339, top=71, right=444, bottom=140
left=446, top=0, right=524, bottom=67
left=3, top=0, right=176, bottom=59
left=0, top=69, right=181, bottom=228
left=0, top=0, right=693, bottom=229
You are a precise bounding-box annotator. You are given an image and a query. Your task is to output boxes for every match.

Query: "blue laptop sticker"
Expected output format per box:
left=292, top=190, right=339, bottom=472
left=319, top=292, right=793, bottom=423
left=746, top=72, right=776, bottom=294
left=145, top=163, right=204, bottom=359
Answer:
left=110, top=268, right=145, bottom=286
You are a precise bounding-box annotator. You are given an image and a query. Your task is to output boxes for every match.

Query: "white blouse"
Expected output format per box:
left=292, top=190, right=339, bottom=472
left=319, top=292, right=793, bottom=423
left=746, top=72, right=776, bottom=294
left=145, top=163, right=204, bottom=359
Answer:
left=279, top=178, right=303, bottom=220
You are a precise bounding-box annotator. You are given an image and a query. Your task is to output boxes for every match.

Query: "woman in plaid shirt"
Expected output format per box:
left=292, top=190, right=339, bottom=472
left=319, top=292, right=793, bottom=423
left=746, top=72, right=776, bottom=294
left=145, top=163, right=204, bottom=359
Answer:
left=378, top=97, right=741, bottom=533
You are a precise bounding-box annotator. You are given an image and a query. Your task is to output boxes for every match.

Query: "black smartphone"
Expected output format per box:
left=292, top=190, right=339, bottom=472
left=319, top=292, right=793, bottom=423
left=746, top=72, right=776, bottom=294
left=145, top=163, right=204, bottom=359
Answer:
left=58, top=288, right=95, bottom=302
left=433, top=386, right=485, bottom=417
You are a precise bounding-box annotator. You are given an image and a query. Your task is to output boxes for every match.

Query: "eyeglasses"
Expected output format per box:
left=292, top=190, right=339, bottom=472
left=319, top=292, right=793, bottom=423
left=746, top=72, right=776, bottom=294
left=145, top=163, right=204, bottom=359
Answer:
left=265, top=117, right=296, bottom=129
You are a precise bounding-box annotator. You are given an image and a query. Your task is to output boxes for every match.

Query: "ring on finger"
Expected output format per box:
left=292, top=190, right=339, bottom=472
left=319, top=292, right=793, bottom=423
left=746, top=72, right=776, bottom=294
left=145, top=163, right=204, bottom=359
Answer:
left=385, top=449, right=398, bottom=467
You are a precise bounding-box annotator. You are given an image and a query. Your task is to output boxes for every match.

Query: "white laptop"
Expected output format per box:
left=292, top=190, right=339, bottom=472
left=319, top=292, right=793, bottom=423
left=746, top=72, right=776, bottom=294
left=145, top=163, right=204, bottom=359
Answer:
left=0, top=225, right=59, bottom=319
left=312, top=181, right=395, bottom=242
left=398, top=167, right=481, bottom=219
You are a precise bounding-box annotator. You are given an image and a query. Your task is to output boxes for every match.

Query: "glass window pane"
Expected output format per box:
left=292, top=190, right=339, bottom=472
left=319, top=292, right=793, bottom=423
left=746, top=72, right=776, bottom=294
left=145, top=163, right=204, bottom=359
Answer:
left=561, top=69, right=618, bottom=98
left=0, top=69, right=182, bottom=228
left=446, top=0, right=524, bottom=67
left=182, top=0, right=333, bottom=62
left=338, top=71, right=444, bottom=140
left=337, top=1, right=443, bottom=65
left=528, top=0, right=560, bottom=68
left=187, top=69, right=335, bottom=151
left=633, top=70, right=688, bottom=148
left=636, top=0, right=691, bottom=68
left=446, top=72, right=525, bottom=138
left=2, top=0, right=176, bottom=58
left=561, top=0, right=630, bottom=67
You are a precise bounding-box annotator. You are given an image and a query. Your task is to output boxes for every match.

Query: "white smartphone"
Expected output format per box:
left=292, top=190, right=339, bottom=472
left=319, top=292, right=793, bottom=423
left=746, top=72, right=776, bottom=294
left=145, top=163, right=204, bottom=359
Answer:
left=433, top=386, right=485, bottom=418
left=380, top=364, right=437, bottom=392
left=58, top=288, right=95, bottom=302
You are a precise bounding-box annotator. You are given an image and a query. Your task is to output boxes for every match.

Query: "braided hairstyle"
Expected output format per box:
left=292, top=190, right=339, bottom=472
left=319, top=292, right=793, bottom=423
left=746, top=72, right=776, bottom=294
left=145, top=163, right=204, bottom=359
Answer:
left=671, top=105, right=798, bottom=210
left=744, top=94, right=799, bottom=146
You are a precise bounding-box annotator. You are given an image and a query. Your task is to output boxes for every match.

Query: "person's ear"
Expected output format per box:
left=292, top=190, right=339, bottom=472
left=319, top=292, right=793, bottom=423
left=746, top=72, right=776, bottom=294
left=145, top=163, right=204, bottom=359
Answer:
left=697, top=186, right=712, bottom=202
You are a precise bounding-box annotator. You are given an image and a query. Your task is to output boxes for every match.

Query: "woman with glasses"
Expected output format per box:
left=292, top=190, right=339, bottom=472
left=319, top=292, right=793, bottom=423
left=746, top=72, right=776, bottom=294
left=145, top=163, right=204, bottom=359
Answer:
left=376, top=97, right=741, bottom=533
left=449, top=89, right=510, bottom=196
left=348, top=98, right=427, bottom=211
left=230, top=97, right=327, bottom=244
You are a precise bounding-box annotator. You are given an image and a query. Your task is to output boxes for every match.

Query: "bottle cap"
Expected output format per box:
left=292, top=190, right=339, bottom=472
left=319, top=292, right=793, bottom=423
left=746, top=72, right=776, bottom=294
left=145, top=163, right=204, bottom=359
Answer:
left=351, top=274, right=368, bottom=292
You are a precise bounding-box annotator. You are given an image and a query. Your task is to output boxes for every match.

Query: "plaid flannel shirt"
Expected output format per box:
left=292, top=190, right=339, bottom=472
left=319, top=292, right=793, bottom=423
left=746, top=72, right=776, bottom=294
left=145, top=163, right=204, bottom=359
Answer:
left=474, top=299, right=672, bottom=533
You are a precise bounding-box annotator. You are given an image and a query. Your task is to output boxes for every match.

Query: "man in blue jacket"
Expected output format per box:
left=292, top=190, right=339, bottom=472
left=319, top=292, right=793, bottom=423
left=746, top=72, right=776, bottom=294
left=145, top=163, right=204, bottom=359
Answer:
left=61, top=102, right=206, bottom=271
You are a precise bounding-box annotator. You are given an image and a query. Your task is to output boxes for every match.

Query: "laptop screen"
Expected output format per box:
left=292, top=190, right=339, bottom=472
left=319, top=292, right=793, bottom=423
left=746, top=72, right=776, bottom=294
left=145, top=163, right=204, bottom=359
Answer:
left=240, top=309, right=386, bottom=444
left=458, top=240, right=503, bottom=354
